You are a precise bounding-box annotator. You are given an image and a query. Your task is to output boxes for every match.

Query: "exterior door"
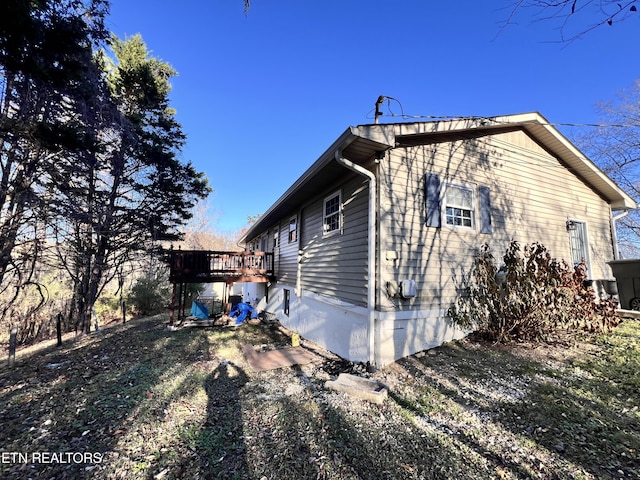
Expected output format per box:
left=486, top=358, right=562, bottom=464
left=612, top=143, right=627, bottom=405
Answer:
left=569, top=220, right=589, bottom=270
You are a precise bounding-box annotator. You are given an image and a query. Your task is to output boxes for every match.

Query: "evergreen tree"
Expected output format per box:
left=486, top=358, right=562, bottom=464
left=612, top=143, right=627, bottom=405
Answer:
left=51, top=34, right=209, bottom=332
left=0, top=0, right=109, bottom=317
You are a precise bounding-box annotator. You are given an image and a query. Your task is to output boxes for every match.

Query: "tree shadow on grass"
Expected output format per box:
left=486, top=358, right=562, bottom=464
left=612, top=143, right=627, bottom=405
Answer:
left=0, top=315, right=212, bottom=479
left=189, top=322, right=294, bottom=479
left=196, top=360, right=249, bottom=479
left=234, top=366, right=511, bottom=480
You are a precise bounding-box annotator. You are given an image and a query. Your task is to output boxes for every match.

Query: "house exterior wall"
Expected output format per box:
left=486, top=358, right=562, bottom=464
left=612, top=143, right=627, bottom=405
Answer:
left=261, top=285, right=370, bottom=362
left=276, top=216, right=298, bottom=286
left=241, top=124, right=623, bottom=368
left=299, top=175, right=369, bottom=306
left=249, top=173, right=370, bottom=304
left=247, top=172, right=372, bottom=362
left=374, top=129, right=615, bottom=364
left=381, top=130, right=614, bottom=308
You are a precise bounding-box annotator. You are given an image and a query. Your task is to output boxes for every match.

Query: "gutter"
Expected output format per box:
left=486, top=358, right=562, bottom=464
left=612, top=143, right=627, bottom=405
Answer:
left=611, top=209, right=630, bottom=260
left=239, top=128, right=359, bottom=245
left=335, top=150, right=377, bottom=367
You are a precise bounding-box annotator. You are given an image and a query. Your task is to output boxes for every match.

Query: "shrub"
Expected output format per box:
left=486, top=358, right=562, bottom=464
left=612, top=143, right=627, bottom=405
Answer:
left=129, top=277, right=172, bottom=316
left=95, top=293, right=126, bottom=324
left=450, top=241, right=619, bottom=343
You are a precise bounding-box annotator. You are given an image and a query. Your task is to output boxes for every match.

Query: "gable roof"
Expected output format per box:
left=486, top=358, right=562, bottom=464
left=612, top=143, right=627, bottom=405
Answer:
left=241, top=112, right=636, bottom=243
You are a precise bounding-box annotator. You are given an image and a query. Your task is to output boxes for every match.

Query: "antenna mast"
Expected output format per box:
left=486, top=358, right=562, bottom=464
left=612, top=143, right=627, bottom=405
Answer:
left=374, top=96, right=385, bottom=124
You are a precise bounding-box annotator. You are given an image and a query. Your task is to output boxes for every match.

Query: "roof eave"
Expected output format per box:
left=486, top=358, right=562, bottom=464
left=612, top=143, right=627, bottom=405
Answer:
left=241, top=113, right=636, bottom=244
left=240, top=126, right=395, bottom=243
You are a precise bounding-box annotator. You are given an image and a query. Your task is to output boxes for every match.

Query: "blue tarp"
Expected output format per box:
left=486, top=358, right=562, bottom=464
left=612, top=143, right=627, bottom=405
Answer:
left=190, top=301, right=209, bottom=319
left=229, top=302, right=258, bottom=325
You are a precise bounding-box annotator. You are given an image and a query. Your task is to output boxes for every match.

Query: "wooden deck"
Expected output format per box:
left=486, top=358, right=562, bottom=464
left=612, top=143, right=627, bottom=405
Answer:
left=168, top=249, right=275, bottom=284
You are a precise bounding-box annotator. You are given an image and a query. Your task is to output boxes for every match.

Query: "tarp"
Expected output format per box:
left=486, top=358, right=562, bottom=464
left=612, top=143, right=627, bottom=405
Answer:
left=190, top=301, right=209, bottom=319
left=229, top=302, right=258, bottom=325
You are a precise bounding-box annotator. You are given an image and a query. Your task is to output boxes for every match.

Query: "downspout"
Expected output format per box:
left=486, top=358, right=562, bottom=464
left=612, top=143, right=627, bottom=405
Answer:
left=335, top=150, right=377, bottom=367
left=611, top=209, right=629, bottom=260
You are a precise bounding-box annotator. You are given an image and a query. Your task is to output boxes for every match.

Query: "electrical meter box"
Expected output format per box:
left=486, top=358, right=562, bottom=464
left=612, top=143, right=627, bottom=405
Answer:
left=400, top=279, right=416, bottom=298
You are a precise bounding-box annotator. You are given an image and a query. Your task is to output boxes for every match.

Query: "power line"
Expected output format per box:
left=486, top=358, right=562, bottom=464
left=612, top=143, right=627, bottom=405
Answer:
left=367, top=95, right=640, bottom=129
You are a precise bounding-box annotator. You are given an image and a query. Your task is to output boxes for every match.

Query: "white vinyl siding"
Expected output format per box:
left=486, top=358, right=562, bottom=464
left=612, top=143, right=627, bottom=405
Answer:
left=249, top=178, right=368, bottom=304
left=300, top=177, right=368, bottom=306
left=379, top=129, right=615, bottom=313
left=277, top=217, right=299, bottom=284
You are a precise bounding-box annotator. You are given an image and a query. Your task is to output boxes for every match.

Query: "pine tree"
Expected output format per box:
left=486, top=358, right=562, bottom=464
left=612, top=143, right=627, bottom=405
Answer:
left=0, top=0, right=109, bottom=321
left=51, top=34, right=209, bottom=332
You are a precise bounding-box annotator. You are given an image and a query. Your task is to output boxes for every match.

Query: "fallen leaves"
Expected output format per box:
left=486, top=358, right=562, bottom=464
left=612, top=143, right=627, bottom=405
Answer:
left=1, top=315, right=639, bottom=479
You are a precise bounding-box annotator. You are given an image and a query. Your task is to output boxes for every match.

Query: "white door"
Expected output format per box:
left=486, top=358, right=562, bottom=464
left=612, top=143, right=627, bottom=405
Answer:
left=569, top=220, right=590, bottom=270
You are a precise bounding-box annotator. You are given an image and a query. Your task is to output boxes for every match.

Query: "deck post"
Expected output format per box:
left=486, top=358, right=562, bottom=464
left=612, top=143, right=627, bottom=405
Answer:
left=56, top=313, right=63, bottom=346
left=224, top=281, right=233, bottom=314
left=169, top=283, right=176, bottom=325
left=181, top=282, right=188, bottom=321
left=8, top=324, right=17, bottom=367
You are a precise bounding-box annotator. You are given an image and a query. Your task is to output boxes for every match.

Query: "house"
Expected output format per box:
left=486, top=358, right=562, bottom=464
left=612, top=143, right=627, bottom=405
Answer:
left=239, top=112, right=636, bottom=367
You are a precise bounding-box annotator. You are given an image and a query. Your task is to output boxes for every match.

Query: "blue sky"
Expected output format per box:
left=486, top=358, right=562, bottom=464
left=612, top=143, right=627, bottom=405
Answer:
left=106, top=1, right=639, bottom=232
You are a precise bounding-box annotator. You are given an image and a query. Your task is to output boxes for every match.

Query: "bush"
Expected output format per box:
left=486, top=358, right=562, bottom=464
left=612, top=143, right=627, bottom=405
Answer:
left=95, top=293, right=126, bottom=324
left=129, top=277, right=172, bottom=316
left=450, top=241, right=619, bottom=343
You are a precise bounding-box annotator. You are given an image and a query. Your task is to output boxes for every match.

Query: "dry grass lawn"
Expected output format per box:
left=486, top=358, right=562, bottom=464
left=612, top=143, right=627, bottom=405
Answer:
left=1, top=314, right=638, bottom=479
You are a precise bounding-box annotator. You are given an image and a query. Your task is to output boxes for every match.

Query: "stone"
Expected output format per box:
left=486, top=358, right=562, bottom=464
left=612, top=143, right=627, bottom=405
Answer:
left=325, top=373, right=388, bottom=404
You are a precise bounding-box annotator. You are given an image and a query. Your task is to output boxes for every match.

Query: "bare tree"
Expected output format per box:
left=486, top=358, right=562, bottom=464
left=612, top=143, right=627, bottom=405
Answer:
left=180, top=199, right=242, bottom=251
left=503, top=0, right=638, bottom=41
left=575, top=80, right=640, bottom=256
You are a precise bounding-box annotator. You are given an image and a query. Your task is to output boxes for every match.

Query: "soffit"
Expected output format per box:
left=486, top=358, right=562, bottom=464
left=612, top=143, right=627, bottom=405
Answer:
left=241, top=129, right=392, bottom=242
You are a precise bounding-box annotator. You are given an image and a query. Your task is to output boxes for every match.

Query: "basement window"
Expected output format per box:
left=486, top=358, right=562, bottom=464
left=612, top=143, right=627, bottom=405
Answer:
left=283, top=289, right=290, bottom=316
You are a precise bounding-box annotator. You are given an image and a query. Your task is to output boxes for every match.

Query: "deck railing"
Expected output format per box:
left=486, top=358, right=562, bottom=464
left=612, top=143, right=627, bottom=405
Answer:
left=168, top=250, right=274, bottom=283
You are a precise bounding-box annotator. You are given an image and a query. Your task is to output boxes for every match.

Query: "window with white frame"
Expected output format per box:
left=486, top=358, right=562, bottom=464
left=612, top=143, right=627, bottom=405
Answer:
left=444, top=184, right=475, bottom=228
left=288, top=216, right=297, bottom=243
left=323, top=191, right=342, bottom=236
left=425, top=173, right=492, bottom=233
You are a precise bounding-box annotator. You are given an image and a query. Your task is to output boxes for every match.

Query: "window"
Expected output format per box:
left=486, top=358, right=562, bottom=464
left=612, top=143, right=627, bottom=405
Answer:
left=288, top=216, right=297, bottom=243
left=272, top=228, right=279, bottom=249
left=424, top=174, right=491, bottom=233
left=323, top=191, right=342, bottom=236
left=283, top=289, right=290, bottom=316
left=444, top=184, right=475, bottom=228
